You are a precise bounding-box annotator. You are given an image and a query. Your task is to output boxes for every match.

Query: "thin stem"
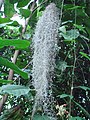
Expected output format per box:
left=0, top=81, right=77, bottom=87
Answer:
left=60, top=0, right=64, bottom=26
left=69, top=0, right=77, bottom=116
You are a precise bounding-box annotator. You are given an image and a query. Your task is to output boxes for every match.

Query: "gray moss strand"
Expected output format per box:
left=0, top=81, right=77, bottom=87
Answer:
left=32, top=3, right=59, bottom=116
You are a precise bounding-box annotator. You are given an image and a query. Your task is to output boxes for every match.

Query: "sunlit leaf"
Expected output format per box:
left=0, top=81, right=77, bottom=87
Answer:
left=20, top=8, right=31, bottom=18
left=0, top=79, right=13, bottom=84
left=74, top=24, right=86, bottom=33
left=0, top=18, right=13, bottom=28
left=0, top=18, right=12, bottom=24
left=0, top=39, right=30, bottom=49
left=79, top=52, right=90, bottom=60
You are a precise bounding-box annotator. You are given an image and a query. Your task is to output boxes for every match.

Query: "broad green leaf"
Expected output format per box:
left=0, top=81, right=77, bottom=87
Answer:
left=61, top=29, right=79, bottom=40
left=0, top=57, right=28, bottom=79
left=20, top=8, right=31, bottom=18
left=0, top=39, right=30, bottom=49
left=4, top=0, right=15, bottom=17
left=9, top=0, right=18, bottom=4
left=0, top=85, right=30, bottom=97
left=78, top=86, right=90, bottom=91
left=0, top=18, right=13, bottom=28
left=17, top=0, right=30, bottom=7
left=0, top=79, right=13, bottom=84
left=58, top=94, right=73, bottom=99
left=33, top=114, right=51, bottom=120
left=79, top=52, right=90, bottom=60
left=9, top=21, right=19, bottom=26
left=0, top=18, right=11, bottom=24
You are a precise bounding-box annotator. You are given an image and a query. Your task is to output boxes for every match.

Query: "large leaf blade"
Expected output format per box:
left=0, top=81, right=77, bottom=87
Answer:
left=1, top=85, right=30, bottom=97
left=0, top=57, right=28, bottom=79
left=0, top=39, right=30, bottom=49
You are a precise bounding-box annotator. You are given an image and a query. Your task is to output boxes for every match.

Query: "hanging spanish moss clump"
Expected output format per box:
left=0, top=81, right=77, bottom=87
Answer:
left=32, top=3, right=59, bottom=118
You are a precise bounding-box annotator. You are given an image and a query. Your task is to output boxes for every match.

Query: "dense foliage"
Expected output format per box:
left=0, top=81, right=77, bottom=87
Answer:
left=0, top=0, right=90, bottom=120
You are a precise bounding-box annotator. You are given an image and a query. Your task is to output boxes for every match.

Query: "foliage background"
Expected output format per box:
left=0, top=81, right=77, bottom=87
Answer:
left=0, top=0, right=90, bottom=120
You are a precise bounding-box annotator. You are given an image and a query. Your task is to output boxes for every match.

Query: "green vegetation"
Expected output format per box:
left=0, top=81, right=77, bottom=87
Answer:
left=0, top=0, right=90, bottom=120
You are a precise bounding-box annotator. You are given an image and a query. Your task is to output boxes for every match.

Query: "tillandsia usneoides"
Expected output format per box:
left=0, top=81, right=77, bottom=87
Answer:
left=32, top=3, right=60, bottom=119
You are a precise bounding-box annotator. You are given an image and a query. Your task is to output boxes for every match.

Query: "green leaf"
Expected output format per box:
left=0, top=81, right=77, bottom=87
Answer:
left=0, top=57, right=28, bottom=79
left=33, top=114, right=51, bottom=120
left=9, top=0, right=18, bottom=4
left=76, top=8, right=86, bottom=17
left=0, top=18, right=13, bottom=28
left=74, top=24, right=86, bottom=33
left=0, top=85, right=30, bottom=97
left=0, top=73, right=8, bottom=77
left=59, top=26, right=66, bottom=34
left=78, top=86, right=90, bottom=91
left=56, top=61, right=68, bottom=72
left=20, top=8, right=31, bottom=18
left=64, top=4, right=82, bottom=10
left=0, top=39, right=30, bottom=49
left=0, top=18, right=12, bottom=24
left=61, top=29, right=79, bottom=40
left=0, top=22, right=13, bottom=28
left=69, top=116, right=85, bottom=120
left=79, top=52, right=90, bottom=60
left=67, top=6, right=82, bottom=10
left=0, top=79, right=13, bottom=84
left=17, top=0, right=30, bottom=7
left=4, top=0, right=15, bottom=17
left=58, top=94, right=73, bottom=99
